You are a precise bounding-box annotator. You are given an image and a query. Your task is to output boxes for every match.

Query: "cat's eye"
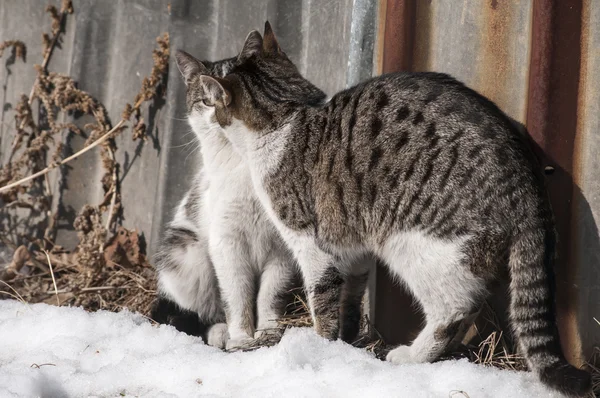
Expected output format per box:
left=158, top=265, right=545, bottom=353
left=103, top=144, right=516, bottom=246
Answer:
left=202, top=99, right=213, bottom=107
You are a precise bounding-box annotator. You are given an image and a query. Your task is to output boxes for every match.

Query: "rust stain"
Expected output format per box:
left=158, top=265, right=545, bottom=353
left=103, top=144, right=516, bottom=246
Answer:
left=571, top=0, right=590, bottom=362
left=411, top=1, right=433, bottom=72
left=380, top=0, right=417, bottom=73
left=526, top=0, right=585, bottom=366
left=374, top=0, right=388, bottom=76
left=526, top=0, right=553, bottom=149
left=573, top=1, right=590, bottom=219
left=477, top=0, right=512, bottom=112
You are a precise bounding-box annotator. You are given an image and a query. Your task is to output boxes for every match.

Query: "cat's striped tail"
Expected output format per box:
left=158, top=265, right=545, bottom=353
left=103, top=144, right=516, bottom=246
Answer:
left=508, top=224, right=591, bottom=396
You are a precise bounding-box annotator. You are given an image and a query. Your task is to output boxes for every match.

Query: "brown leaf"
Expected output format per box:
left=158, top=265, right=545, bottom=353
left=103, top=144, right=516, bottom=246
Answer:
left=103, top=227, right=147, bottom=268
left=10, top=245, right=31, bottom=272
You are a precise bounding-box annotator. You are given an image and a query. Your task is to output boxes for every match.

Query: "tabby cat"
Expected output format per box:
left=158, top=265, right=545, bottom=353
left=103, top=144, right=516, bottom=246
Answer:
left=173, top=22, right=591, bottom=396
left=154, top=27, right=370, bottom=349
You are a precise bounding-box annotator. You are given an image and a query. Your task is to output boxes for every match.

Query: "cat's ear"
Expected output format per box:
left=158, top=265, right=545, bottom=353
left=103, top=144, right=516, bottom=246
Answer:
left=175, top=50, right=209, bottom=85
left=199, top=75, right=232, bottom=107
left=238, top=30, right=263, bottom=62
left=263, top=21, right=282, bottom=55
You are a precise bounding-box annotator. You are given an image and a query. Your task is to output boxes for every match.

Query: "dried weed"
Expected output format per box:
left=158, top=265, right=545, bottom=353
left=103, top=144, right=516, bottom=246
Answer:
left=0, top=1, right=166, bottom=315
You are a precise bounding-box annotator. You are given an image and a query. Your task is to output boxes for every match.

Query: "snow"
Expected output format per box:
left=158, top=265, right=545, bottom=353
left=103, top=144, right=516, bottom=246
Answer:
left=0, top=300, right=563, bottom=398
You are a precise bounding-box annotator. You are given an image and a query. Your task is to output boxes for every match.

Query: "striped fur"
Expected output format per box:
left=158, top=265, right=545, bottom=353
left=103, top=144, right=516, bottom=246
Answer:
left=180, top=23, right=590, bottom=395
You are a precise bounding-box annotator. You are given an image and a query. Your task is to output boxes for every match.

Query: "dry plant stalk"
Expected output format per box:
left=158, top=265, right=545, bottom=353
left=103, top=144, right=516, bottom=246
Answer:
left=449, top=391, right=471, bottom=398
left=0, top=40, right=26, bottom=60
left=471, top=330, right=526, bottom=371
left=42, top=249, right=59, bottom=305
left=1, top=1, right=168, bottom=315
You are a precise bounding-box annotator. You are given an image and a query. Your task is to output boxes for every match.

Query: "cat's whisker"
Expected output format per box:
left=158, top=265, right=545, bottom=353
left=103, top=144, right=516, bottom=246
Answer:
left=183, top=140, right=204, bottom=164
left=169, top=138, right=197, bottom=149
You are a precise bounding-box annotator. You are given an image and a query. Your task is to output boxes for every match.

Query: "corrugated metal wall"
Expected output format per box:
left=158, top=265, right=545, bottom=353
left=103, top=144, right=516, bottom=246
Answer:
left=375, top=0, right=600, bottom=364
left=0, top=0, right=366, bottom=248
left=577, top=0, right=600, bottom=365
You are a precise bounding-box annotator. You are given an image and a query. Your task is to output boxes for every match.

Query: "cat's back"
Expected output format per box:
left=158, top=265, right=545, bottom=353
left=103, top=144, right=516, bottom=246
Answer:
left=336, top=71, right=516, bottom=138
left=309, top=71, right=546, bottom=241
left=323, top=70, right=540, bottom=183
left=379, top=71, right=540, bottom=180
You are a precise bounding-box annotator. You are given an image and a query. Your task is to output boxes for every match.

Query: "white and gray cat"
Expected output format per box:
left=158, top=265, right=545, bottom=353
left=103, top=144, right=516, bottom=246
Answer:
left=151, top=54, right=300, bottom=349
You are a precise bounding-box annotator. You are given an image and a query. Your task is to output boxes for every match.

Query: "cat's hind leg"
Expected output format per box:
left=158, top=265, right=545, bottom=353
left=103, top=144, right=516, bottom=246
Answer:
left=385, top=311, right=477, bottom=364
left=379, top=231, right=485, bottom=364
left=153, top=225, right=226, bottom=343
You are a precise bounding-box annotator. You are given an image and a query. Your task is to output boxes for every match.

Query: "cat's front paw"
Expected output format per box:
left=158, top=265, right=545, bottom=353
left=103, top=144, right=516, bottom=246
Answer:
left=386, top=345, right=413, bottom=364
left=206, top=323, right=229, bottom=349
left=339, top=313, right=361, bottom=343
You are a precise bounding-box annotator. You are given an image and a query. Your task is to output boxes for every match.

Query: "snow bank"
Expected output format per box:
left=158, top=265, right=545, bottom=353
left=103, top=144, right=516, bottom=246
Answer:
left=0, top=300, right=562, bottom=397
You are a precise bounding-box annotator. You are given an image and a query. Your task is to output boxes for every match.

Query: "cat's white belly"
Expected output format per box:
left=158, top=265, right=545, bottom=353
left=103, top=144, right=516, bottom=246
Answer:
left=378, top=229, right=468, bottom=277
left=377, top=230, right=485, bottom=313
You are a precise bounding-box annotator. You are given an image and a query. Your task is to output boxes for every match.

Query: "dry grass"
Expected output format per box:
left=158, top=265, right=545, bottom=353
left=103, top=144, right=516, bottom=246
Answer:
left=470, top=330, right=525, bottom=371
left=2, top=234, right=157, bottom=313
left=585, top=347, right=600, bottom=397
left=458, top=302, right=526, bottom=371
left=0, top=1, right=164, bottom=315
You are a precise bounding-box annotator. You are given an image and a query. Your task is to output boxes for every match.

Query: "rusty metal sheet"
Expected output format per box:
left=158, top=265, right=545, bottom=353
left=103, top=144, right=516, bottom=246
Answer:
left=526, top=0, right=590, bottom=365
left=413, top=0, right=532, bottom=122
left=376, top=0, right=600, bottom=362
left=573, top=0, right=600, bottom=361
left=3, top=0, right=599, bottom=363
